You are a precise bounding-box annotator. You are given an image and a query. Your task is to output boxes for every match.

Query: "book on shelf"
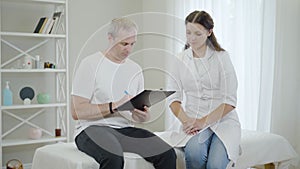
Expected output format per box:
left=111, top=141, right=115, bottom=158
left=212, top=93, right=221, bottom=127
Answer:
left=39, top=17, right=49, bottom=33
left=42, top=18, right=54, bottom=34
left=33, top=11, right=63, bottom=34
left=51, top=11, right=63, bottom=34
left=33, top=17, right=47, bottom=33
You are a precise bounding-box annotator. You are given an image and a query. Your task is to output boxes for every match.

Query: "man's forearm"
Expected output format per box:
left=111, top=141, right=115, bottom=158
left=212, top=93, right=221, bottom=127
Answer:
left=71, top=95, right=113, bottom=120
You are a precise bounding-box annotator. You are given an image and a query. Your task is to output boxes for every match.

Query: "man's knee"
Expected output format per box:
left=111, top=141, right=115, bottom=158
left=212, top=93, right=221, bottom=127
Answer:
left=163, top=148, right=177, bottom=162
left=100, top=153, right=124, bottom=169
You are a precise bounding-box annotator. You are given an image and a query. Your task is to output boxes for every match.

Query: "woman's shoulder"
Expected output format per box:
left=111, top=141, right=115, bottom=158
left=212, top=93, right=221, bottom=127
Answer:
left=213, top=50, right=235, bottom=69
left=214, top=50, right=231, bottom=61
left=177, top=48, right=192, bottom=61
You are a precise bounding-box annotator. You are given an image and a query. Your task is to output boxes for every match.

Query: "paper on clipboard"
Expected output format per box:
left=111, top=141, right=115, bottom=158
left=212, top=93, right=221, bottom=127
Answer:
left=115, top=90, right=175, bottom=111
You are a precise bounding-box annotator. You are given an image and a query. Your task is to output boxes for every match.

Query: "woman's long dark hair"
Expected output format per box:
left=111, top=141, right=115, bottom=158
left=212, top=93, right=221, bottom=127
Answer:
left=184, top=10, right=225, bottom=51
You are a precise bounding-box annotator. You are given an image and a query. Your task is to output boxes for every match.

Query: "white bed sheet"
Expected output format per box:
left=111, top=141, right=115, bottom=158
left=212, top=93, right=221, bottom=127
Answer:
left=31, top=130, right=299, bottom=169
left=233, top=130, right=299, bottom=169
left=31, top=142, right=156, bottom=169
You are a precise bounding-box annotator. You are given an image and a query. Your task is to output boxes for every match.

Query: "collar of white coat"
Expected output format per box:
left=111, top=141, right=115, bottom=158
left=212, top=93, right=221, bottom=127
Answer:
left=186, top=46, right=215, bottom=61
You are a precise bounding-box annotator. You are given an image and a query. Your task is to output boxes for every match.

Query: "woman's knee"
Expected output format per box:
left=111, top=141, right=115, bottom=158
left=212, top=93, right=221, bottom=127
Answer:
left=206, top=135, right=229, bottom=169
left=184, top=137, right=207, bottom=159
left=206, top=158, right=229, bottom=169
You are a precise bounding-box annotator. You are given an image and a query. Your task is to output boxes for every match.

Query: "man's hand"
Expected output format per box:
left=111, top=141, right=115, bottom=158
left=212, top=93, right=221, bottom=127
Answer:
left=131, top=106, right=150, bottom=122
left=114, top=94, right=132, bottom=110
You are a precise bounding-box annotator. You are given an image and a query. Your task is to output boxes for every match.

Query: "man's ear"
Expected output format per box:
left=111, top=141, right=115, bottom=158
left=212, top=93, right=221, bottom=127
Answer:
left=108, top=33, right=114, bottom=43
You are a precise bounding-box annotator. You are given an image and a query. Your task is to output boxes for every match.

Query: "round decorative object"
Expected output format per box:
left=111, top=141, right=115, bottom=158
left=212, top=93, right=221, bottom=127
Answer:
left=37, top=93, right=50, bottom=104
left=28, top=128, right=42, bottom=139
left=23, top=98, right=31, bottom=105
left=19, top=87, right=35, bottom=100
left=6, top=159, right=23, bottom=169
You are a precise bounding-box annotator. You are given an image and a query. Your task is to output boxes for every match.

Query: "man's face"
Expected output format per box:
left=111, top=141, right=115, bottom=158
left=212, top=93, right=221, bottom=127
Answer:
left=110, top=29, right=137, bottom=61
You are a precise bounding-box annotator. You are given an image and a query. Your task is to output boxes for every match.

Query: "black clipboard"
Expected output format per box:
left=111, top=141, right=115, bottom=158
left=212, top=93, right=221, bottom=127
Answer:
left=115, top=90, right=175, bottom=111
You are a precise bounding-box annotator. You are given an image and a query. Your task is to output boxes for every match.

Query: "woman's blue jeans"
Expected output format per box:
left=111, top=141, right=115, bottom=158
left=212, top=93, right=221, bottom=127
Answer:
left=184, top=128, right=229, bottom=169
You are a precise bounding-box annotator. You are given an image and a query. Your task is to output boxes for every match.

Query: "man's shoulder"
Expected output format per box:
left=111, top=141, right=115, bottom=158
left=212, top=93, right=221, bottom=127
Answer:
left=82, top=52, right=104, bottom=63
left=125, top=59, right=142, bottom=70
left=78, top=52, right=105, bottom=69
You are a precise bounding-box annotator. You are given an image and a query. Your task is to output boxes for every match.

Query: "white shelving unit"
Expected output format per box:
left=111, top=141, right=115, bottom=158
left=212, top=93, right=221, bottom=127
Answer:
left=0, top=0, right=69, bottom=167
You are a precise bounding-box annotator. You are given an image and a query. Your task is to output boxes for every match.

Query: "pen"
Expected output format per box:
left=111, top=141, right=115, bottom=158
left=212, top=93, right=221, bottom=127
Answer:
left=124, top=90, right=129, bottom=95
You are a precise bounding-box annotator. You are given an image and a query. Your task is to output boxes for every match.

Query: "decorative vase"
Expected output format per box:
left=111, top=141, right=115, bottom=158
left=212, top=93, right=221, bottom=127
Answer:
left=28, top=128, right=42, bottom=139
left=37, top=93, right=50, bottom=104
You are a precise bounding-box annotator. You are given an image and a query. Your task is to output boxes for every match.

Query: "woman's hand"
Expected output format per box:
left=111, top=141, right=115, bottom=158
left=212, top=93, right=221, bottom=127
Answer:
left=131, top=106, right=150, bottom=122
left=182, top=117, right=206, bottom=135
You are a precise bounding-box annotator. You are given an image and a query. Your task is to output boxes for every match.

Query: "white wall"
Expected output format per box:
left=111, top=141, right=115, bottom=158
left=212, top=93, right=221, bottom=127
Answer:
left=271, top=0, right=300, bottom=167
left=134, top=0, right=174, bottom=131
left=68, top=0, right=175, bottom=133
left=3, top=0, right=299, bottom=167
left=68, top=0, right=145, bottom=138
left=298, top=96, right=300, bottom=159
left=68, top=0, right=300, bottom=147
left=69, top=0, right=143, bottom=81
left=1, top=2, right=65, bottom=165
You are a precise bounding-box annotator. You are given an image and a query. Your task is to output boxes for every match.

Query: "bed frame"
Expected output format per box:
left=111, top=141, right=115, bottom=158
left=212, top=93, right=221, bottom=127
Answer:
left=264, top=163, right=275, bottom=169
left=31, top=130, right=297, bottom=169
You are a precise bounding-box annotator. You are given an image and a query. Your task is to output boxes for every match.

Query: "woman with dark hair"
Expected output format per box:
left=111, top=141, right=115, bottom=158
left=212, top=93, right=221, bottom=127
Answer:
left=167, top=10, right=241, bottom=169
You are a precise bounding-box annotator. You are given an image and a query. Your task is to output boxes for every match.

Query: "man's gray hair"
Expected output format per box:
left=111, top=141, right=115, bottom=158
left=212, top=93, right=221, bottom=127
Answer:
left=108, top=17, right=138, bottom=38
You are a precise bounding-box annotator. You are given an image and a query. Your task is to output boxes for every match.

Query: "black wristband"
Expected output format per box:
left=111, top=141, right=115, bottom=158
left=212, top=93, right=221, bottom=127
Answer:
left=109, top=102, right=114, bottom=114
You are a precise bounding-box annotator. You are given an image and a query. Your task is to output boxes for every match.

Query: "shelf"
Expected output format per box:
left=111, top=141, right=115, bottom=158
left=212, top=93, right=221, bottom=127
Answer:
left=0, top=0, right=69, bottom=167
left=2, top=136, right=67, bottom=147
left=0, top=32, right=66, bottom=38
left=0, top=0, right=66, bottom=5
left=1, top=103, right=67, bottom=110
left=28, top=0, right=66, bottom=4
left=0, top=69, right=66, bottom=73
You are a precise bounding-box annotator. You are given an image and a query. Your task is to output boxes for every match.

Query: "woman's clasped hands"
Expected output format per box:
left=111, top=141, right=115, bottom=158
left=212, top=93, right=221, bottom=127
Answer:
left=182, top=117, right=207, bottom=135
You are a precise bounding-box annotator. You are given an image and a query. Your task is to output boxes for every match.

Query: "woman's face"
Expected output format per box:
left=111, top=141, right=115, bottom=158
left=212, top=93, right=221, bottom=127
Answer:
left=186, top=22, right=211, bottom=50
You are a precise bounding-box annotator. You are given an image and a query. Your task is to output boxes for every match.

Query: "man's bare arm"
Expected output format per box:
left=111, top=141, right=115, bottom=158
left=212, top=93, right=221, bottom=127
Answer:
left=71, top=95, right=113, bottom=120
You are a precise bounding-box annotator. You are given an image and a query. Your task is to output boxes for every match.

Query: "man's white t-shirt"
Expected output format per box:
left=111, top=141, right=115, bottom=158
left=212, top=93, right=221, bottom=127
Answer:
left=71, top=52, right=144, bottom=137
